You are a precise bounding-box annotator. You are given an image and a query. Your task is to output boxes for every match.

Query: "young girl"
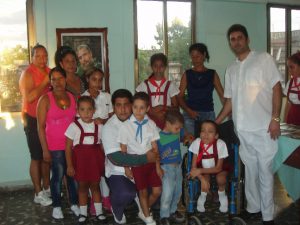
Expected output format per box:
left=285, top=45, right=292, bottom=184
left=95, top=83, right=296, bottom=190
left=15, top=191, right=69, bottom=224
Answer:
left=118, top=92, right=162, bottom=225
left=65, top=96, right=106, bottom=224
left=81, top=67, right=113, bottom=212
left=136, top=53, right=179, bottom=129
left=188, top=120, right=229, bottom=213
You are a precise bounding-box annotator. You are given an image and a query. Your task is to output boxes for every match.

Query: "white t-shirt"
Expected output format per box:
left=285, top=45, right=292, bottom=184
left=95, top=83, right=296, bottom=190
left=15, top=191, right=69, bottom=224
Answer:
left=188, top=138, right=228, bottom=168
left=283, top=77, right=300, bottom=105
left=82, top=90, right=113, bottom=119
left=117, top=114, right=160, bottom=155
left=102, top=114, right=125, bottom=177
left=224, top=51, right=283, bottom=131
left=136, top=80, right=179, bottom=107
left=65, top=118, right=102, bottom=146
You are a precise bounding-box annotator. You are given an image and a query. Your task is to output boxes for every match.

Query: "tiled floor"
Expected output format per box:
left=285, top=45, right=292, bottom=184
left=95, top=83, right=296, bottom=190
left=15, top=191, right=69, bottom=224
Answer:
left=0, top=176, right=299, bottom=225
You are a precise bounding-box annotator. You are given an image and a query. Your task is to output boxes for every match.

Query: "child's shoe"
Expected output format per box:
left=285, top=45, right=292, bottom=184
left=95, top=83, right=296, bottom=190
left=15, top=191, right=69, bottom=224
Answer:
left=218, top=191, right=228, bottom=213
left=89, top=198, right=96, bottom=216
left=197, top=192, right=207, bottom=212
left=52, top=207, right=64, bottom=219
left=170, top=211, right=185, bottom=223
left=70, top=204, right=80, bottom=217
left=34, top=191, right=52, bottom=206
left=78, top=214, right=88, bottom=224
left=102, top=196, right=112, bottom=212
left=160, top=217, right=170, bottom=225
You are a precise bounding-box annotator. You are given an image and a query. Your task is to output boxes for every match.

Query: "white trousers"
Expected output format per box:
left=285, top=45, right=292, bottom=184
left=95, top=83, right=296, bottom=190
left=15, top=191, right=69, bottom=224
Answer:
left=238, top=130, right=277, bottom=221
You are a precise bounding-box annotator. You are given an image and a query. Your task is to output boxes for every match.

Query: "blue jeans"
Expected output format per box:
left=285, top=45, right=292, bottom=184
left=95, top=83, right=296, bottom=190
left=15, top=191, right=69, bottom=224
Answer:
left=183, top=110, right=215, bottom=136
left=160, top=163, right=182, bottom=218
left=50, top=150, right=78, bottom=207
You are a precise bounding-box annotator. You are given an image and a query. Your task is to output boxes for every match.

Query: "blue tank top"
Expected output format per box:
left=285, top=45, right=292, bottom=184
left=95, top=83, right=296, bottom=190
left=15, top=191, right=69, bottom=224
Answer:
left=186, top=68, right=215, bottom=112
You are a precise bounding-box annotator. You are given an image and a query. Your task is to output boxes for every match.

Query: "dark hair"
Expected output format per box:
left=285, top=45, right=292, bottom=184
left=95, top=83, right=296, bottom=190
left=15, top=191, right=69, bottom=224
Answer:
left=77, top=96, right=95, bottom=109
left=227, top=24, right=249, bottom=41
left=200, top=120, right=219, bottom=134
left=111, top=89, right=133, bottom=105
left=31, top=44, right=47, bottom=57
left=189, top=43, right=210, bottom=62
left=85, top=67, right=104, bottom=79
left=54, top=46, right=78, bottom=67
left=49, top=66, right=67, bottom=80
left=165, top=110, right=184, bottom=125
left=150, top=53, right=168, bottom=67
left=132, top=92, right=150, bottom=106
left=288, top=51, right=300, bottom=66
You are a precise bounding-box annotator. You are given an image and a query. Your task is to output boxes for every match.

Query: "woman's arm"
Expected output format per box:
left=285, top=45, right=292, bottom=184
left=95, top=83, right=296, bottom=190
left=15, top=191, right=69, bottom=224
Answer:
left=37, top=95, right=51, bottom=162
left=213, top=72, right=225, bottom=105
left=283, top=99, right=291, bottom=122
left=65, top=137, right=75, bottom=177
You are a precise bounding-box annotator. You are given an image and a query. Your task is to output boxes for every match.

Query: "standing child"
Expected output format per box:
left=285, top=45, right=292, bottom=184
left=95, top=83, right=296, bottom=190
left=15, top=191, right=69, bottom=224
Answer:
left=65, top=96, right=107, bottom=224
left=118, top=92, right=162, bottom=225
left=157, top=110, right=193, bottom=225
left=81, top=67, right=113, bottom=213
left=136, top=53, right=179, bottom=129
left=188, top=120, right=229, bottom=213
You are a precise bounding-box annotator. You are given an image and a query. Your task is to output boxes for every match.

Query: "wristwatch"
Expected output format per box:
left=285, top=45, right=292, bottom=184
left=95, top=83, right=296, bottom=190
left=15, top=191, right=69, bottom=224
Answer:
left=272, top=117, right=281, bottom=123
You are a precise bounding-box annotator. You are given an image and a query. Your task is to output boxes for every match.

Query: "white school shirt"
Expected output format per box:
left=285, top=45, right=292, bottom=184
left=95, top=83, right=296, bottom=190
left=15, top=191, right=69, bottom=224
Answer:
left=82, top=90, right=113, bottom=119
left=102, top=114, right=126, bottom=177
left=283, top=77, right=300, bottom=104
left=188, top=138, right=228, bottom=168
left=117, top=114, right=160, bottom=155
left=224, top=51, right=283, bottom=131
left=136, top=80, right=179, bottom=107
left=65, top=118, right=102, bottom=146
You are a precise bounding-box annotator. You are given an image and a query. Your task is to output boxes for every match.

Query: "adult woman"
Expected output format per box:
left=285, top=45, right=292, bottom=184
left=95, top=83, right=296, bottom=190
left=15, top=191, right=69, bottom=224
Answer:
left=37, top=67, right=79, bottom=219
left=178, top=43, right=225, bottom=135
left=284, top=52, right=300, bottom=125
left=55, top=46, right=85, bottom=97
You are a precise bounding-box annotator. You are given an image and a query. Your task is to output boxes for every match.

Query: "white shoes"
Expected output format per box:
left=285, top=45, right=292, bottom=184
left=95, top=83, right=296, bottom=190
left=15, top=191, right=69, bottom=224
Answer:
left=43, top=188, right=51, bottom=198
left=70, top=205, right=80, bottom=217
left=138, top=211, right=156, bottom=225
left=34, top=191, right=52, bottom=206
left=219, top=195, right=228, bottom=213
left=52, top=207, right=64, bottom=219
left=197, top=195, right=206, bottom=212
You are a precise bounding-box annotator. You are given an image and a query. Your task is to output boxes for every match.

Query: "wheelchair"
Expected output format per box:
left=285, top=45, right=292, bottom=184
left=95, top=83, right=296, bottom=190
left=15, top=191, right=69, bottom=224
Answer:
left=182, top=120, right=247, bottom=225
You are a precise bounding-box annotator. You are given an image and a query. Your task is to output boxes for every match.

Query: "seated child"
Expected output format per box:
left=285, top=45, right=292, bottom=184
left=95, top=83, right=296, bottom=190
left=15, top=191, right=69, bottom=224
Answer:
left=118, top=92, right=162, bottom=225
left=157, top=110, right=193, bottom=225
left=65, top=96, right=107, bottom=224
left=188, top=120, right=229, bottom=213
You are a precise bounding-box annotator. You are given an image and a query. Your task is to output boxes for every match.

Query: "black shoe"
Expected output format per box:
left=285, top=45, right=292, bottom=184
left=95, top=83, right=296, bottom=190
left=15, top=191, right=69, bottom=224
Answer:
left=78, top=214, right=88, bottom=225
left=240, top=210, right=262, bottom=221
left=170, top=211, right=185, bottom=223
left=263, top=220, right=274, bottom=225
left=160, top=217, right=170, bottom=225
left=96, top=214, right=107, bottom=223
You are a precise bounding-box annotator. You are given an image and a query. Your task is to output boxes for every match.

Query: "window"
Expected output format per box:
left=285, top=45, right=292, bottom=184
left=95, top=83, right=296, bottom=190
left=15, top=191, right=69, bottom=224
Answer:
left=0, top=0, right=29, bottom=113
left=268, top=4, right=300, bottom=83
left=134, top=0, right=195, bottom=87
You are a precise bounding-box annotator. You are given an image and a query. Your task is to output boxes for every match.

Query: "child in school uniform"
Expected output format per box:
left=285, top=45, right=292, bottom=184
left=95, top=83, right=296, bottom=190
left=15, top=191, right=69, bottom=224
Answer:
left=136, top=53, right=179, bottom=129
left=118, top=92, right=162, bottom=225
left=81, top=67, right=113, bottom=212
left=157, top=110, right=193, bottom=225
left=188, top=120, right=229, bottom=213
left=65, top=96, right=107, bottom=224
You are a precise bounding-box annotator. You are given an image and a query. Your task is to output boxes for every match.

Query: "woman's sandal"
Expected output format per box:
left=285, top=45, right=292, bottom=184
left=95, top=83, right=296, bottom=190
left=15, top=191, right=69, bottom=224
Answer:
left=96, top=214, right=107, bottom=223
left=78, top=214, right=88, bottom=224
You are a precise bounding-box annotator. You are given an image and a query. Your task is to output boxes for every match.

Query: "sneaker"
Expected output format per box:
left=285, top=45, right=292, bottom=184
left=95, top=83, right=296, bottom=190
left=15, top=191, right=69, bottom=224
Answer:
left=219, top=195, right=228, bottom=213
left=102, top=196, right=112, bottom=212
left=144, top=216, right=156, bottom=225
left=160, top=217, right=170, bottom=225
left=170, top=211, right=185, bottom=223
left=52, top=207, right=64, bottom=219
left=71, top=204, right=80, bottom=217
left=112, top=207, right=126, bottom=224
left=43, top=188, right=51, bottom=198
left=34, top=191, right=52, bottom=206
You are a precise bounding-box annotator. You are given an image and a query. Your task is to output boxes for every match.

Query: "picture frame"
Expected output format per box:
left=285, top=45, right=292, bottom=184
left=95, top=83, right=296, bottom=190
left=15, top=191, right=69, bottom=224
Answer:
left=56, top=27, right=110, bottom=93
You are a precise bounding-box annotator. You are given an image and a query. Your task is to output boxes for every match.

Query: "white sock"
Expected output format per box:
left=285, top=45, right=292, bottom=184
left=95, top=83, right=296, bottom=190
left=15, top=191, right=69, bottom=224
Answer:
left=218, top=190, right=228, bottom=213
left=79, top=205, right=87, bottom=222
left=94, top=202, right=103, bottom=215
left=197, top=192, right=207, bottom=212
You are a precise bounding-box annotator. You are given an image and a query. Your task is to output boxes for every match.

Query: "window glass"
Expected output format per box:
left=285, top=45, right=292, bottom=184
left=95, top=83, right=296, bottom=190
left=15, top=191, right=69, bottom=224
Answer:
left=291, top=9, right=300, bottom=55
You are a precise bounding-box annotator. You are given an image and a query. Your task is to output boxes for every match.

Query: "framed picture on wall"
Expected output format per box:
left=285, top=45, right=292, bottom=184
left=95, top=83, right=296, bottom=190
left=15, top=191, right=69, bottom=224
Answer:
left=56, top=27, right=110, bottom=92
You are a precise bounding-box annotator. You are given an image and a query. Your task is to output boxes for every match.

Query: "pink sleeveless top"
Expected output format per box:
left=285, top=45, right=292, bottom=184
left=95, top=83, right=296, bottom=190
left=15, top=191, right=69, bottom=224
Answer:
left=23, top=64, right=50, bottom=117
left=45, top=92, right=76, bottom=151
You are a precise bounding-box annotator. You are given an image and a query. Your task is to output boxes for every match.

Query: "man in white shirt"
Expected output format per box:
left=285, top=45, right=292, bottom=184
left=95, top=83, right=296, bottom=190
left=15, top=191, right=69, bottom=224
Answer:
left=216, top=24, right=282, bottom=225
left=102, top=89, right=158, bottom=224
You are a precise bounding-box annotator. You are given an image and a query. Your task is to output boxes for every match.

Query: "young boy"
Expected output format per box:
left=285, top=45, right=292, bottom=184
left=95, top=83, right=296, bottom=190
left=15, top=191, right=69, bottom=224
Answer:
left=117, top=92, right=162, bottom=225
left=157, top=110, right=192, bottom=225
left=136, top=53, right=179, bottom=129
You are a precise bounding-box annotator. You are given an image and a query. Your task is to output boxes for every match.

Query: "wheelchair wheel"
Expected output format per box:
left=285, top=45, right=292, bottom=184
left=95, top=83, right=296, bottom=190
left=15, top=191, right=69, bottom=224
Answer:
left=182, top=153, right=189, bottom=206
left=231, top=217, right=247, bottom=225
left=188, top=215, right=202, bottom=225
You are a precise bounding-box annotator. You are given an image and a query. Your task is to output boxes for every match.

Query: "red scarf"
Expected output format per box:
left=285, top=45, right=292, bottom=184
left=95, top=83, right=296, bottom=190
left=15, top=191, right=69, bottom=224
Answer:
left=196, top=140, right=215, bottom=166
left=148, top=75, right=166, bottom=101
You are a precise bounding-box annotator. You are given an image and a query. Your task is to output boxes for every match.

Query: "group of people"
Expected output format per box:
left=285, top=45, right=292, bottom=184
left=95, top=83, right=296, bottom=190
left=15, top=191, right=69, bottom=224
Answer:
left=18, top=23, right=300, bottom=225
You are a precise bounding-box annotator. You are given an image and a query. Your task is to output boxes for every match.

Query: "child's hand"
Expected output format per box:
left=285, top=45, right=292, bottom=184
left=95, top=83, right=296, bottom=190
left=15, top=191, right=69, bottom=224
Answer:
left=183, top=134, right=194, bottom=146
left=94, top=118, right=104, bottom=125
left=67, top=166, right=75, bottom=177
left=189, top=167, right=201, bottom=179
left=187, top=109, right=199, bottom=119
left=125, top=167, right=133, bottom=179
left=156, top=166, right=164, bottom=179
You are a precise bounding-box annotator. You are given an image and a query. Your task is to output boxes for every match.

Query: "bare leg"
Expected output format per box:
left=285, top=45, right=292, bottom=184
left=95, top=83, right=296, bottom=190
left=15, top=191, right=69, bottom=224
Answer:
left=216, top=171, right=228, bottom=191
left=139, top=189, right=150, bottom=217
left=148, top=186, right=161, bottom=207
left=41, top=161, right=50, bottom=190
left=78, top=182, right=89, bottom=206
left=90, top=182, right=101, bottom=203
left=30, top=159, right=42, bottom=194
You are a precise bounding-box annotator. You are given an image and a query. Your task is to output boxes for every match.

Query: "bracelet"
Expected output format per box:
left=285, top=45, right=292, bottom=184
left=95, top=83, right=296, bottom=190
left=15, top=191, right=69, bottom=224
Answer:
left=272, top=117, right=281, bottom=123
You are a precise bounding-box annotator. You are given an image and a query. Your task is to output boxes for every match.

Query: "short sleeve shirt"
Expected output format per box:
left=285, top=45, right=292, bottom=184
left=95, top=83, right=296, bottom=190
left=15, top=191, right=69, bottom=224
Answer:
left=283, top=77, right=300, bottom=105
left=224, top=51, right=283, bottom=131
left=188, top=138, right=228, bottom=168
